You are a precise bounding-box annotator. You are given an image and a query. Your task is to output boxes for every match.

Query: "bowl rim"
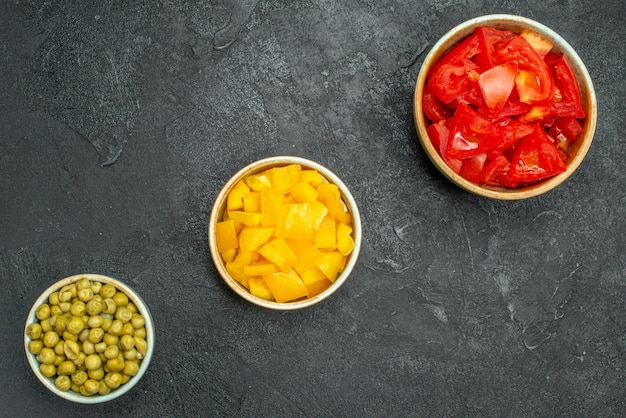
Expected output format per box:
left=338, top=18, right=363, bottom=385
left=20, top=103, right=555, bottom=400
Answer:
left=208, top=156, right=362, bottom=310
left=24, top=273, right=155, bottom=404
left=413, top=14, right=598, bottom=200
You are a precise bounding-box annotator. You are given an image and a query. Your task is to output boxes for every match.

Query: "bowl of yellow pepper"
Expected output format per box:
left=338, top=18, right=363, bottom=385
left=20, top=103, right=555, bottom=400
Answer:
left=208, top=156, right=362, bottom=310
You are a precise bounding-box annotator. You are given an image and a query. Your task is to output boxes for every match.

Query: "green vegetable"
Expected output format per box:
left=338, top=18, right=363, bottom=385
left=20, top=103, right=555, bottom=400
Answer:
left=26, top=278, right=149, bottom=397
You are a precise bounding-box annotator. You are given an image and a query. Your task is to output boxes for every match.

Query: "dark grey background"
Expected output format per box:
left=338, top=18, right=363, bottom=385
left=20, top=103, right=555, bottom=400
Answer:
left=1, top=0, right=624, bottom=416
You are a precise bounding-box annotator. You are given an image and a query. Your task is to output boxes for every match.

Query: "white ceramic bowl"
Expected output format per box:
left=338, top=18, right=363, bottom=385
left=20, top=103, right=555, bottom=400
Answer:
left=208, top=156, right=362, bottom=310
left=24, top=273, right=155, bottom=403
left=414, top=14, right=597, bottom=200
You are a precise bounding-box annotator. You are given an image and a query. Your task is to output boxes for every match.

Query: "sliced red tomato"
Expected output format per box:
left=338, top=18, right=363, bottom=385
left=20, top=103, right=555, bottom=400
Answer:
left=495, top=35, right=553, bottom=104
left=428, top=32, right=481, bottom=76
left=520, top=54, right=586, bottom=122
left=459, top=153, right=488, bottom=184
left=422, top=27, right=586, bottom=189
left=427, top=33, right=483, bottom=104
left=474, top=27, right=517, bottom=70
left=552, top=54, right=585, bottom=118
left=549, top=116, right=583, bottom=143
left=508, top=125, right=567, bottom=183
left=478, top=89, right=531, bottom=120
left=422, top=85, right=453, bottom=123
left=479, top=154, right=510, bottom=185
left=427, top=122, right=462, bottom=173
left=520, top=29, right=553, bottom=58
left=446, top=102, right=502, bottom=159
left=477, top=61, right=518, bottom=111
left=493, top=119, right=535, bottom=154
left=427, top=60, right=480, bottom=104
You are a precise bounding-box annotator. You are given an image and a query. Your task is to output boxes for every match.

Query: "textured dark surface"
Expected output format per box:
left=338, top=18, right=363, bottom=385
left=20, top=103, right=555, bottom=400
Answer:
left=1, top=1, right=625, bottom=416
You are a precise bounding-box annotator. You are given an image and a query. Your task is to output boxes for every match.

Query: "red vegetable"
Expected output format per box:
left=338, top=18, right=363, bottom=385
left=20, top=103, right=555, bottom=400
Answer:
left=422, top=26, right=586, bottom=188
left=478, top=61, right=518, bottom=111
left=508, top=125, right=567, bottom=183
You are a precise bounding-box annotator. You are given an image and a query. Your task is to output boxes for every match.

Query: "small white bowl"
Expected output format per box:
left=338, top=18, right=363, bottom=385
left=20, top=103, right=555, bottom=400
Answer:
left=208, top=156, right=362, bottom=310
left=24, top=273, right=155, bottom=403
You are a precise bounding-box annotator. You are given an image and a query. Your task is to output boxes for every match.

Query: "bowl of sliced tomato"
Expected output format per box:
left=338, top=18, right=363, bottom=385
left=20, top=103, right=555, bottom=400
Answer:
left=414, top=14, right=597, bottom=199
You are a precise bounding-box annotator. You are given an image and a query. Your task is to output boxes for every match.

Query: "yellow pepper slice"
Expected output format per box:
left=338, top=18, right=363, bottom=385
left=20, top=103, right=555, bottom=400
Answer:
left=263, top=269, right=308, bottom=303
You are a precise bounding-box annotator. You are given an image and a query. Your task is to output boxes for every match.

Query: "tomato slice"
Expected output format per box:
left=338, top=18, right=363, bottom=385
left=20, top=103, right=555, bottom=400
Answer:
left=519, top=54, right=586, bottom=122
left=474, top=27, right=517, bottom=70
left=520, top=29, right=553, bottom=58
left=494, top=35, right=552, bottom=104
left=552, top=54, right=585, bottom=118
left=493, top=118, right=535, bottom=154
left=446, top=102, right=502, bottom=159
left=427, top=33, right=483, bottom=104
left=427, top=122, right=462, bottom=173
left=508, top=125, right=567, bottom=183
left=477, top=61, right=518, bottom=111
left=427, top=61, right=474, bottom=104
left=422, top=85, right=453, bottom=123
left=428, top=33, right=481, bottom=76
left=549, top=116, right=583, bottom=143
left=479, top=154, right=510, bottom=185
left=459, top=153, right=488, bottom=184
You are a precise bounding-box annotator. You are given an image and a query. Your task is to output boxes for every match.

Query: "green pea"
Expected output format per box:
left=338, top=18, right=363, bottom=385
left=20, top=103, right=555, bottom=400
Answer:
left=55, top=375, right=71, bottom=391
left=43, top=331, right=60, bottom=348
left=36, top=304, right=51, bottom=321
left=38, top=347, right=56, bottom=364
left=26, top=323, right=43, bottom=340
left=66, top=316, right=84, bottom=335
left=28, top=340, right=44, bottom=355
left=86, top=300, right=102, bottom=316
left=71, top=370, right=88, bottom=386
left=40, top=363, right=56, bottom=377
left=104, top=372, right=122, bottom=389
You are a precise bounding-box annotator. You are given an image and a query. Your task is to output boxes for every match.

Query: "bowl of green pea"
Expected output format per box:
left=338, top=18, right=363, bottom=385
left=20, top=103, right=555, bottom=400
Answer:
left=24, top=274, right=155, bottom=403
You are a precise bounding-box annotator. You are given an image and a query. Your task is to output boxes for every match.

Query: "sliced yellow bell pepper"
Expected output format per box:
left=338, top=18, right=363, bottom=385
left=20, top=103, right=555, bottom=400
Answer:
left=239, top=227, right=274, bottom=252
left=244, top=173, right=271, bottom=192
left=244, top=262, right=279, bottom=276
left=299, top=169, right=326, bottom=188
left=267, top=164, right=301, bottom=193
left=316, top=251, right=343, bottom=282
left=260, top=188, right=283, bottom=227
left=258, top=238, right=297, bottom=271
left=290, top=182, right=318, bottom=203
left=305, top=278, right=332, bottom=298
left=227, top=180, right=250, bottom=211
left=314, top=215, right=336, bottom=249
left=336, top=222, right=355, bottom=256
left=228, top=211, right=263, bottom=227
left=243, top=192, right=261, bottom=213
left=263, top=269, right=308, bottom=303
left=249, top=277, right=273, bottom=300
left=215, top=219, right=238, bottom=253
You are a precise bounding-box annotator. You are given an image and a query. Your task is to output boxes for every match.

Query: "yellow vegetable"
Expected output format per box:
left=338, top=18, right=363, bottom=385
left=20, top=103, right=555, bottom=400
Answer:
left=336, top=222, right=355, bottom=256
left=314, top=215, right=336, bottom=249
left=317, top=251, right=344, bottom=282
left=266, top=164, right=301, bottom=193
left=244, top=263, right=279, bottom=276
left=238, top=227, right=274, bottom=252
left=248, top=277, right=273, bottom=300
left=219, top=163, right=356, bottom=302
left=215, top=220, right=239, bottom=253
left=299, top=169, right=326, bottom=188
left=228, top=211, right=263, bottom=227
left=227, top=180, right=250, bottom=211
left=258, top=238, right=297, bottom=271
left=290, top=182, right=318, bottom=203
left=263, top=270, right=309, bottom=303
